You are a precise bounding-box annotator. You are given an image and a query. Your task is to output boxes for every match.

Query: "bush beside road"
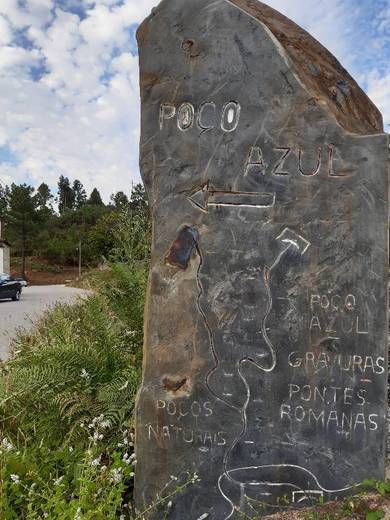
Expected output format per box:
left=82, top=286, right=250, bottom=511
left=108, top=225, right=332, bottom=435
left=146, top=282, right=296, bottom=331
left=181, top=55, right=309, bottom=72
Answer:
left=0, top=285, right=90, bottom=360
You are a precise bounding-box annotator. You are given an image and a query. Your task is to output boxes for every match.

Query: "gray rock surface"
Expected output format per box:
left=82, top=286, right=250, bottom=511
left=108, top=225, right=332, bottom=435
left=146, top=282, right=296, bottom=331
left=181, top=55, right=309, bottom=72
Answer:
left=135, top=1, right=389, bottom=518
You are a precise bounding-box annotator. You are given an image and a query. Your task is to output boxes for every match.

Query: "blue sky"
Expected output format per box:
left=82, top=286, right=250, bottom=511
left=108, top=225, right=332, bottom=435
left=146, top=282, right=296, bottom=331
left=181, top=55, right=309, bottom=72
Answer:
left=0, top=0, right=388, bottom=200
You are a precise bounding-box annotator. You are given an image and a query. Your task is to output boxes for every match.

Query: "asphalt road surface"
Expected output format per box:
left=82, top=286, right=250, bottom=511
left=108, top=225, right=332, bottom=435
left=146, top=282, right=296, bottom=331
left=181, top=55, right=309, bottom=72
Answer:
left=0, top=285, right=89, bottom=360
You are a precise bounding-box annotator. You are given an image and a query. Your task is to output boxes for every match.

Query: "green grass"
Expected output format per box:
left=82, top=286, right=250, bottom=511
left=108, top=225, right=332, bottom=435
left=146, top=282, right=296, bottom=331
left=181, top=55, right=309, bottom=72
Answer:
left=0, top=259, right=146, bottom=519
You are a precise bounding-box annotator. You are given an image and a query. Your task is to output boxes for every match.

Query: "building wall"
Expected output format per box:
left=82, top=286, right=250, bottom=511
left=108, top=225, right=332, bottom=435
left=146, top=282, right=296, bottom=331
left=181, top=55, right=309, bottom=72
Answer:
left=0, top=246, right=10, bottom=274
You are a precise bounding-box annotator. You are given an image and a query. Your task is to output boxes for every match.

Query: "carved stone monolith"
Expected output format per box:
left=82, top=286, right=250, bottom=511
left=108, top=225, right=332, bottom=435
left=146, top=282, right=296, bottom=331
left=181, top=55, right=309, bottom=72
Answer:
left=135, top=1, right=389, bottom=518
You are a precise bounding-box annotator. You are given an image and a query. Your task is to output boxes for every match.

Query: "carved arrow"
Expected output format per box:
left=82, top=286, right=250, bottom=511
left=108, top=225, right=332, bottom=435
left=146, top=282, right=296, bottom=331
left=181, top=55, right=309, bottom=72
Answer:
left=188, top=184, right=275, bottom=212
left=276, top=227, right=311, bottom=256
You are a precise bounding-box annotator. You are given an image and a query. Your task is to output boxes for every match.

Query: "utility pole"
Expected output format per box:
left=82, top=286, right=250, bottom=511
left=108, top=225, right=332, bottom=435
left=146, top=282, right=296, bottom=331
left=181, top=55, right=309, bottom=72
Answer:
left=78, top=239, right=82, bottom=280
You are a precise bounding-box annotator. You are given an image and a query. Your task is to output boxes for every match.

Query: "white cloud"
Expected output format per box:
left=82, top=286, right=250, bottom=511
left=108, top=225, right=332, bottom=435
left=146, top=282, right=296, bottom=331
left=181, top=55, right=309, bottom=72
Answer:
left=0, top=15, right=12, bottom=45
left=366, top=70, right=390, bottom=128
left=0, top=45, right=40, bottom=74
left=0, top=0, right=54, bottom=29
left=0, top=0, right=388, bottom=202
left=266, top=0, right=354, bottom=64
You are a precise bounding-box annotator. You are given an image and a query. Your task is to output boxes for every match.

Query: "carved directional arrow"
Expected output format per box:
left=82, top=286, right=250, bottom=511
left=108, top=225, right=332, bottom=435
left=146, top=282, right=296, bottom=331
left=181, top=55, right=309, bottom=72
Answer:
left=276, top=227, right=311, bottom=256
left=188, top=184, right=275, bottom=212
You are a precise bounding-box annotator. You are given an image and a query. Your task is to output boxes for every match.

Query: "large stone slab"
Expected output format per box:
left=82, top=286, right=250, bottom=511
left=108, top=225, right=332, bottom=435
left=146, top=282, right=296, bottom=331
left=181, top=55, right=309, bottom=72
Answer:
left=135, top=1, right=389, bottom=518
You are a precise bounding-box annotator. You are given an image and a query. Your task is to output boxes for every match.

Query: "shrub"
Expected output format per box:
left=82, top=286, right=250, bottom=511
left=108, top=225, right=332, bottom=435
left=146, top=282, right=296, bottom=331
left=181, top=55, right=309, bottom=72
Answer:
left=0, top=204, right=151, bottom=517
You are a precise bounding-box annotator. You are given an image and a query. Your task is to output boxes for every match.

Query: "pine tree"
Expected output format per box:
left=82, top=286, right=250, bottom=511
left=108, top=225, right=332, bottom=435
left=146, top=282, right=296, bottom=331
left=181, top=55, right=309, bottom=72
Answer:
left=88, top=188, right=104, bottom=206
left=35, top=183, right=53, bottom=212
left=58, top=176, right=75, bottom=214
left=0, top=184, right=9, bottom=221
left=73, top=179, right=87, bottom=209
left=129, top=183, right=148, bottom=213
left=7, top=184, right=38, bottom=278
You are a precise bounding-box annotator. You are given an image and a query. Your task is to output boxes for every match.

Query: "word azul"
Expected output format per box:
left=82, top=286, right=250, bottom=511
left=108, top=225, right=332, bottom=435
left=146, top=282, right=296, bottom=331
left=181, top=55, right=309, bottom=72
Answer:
left=244, top=145, right=347, bottom=178
left=309, top=315, right=368, bottom=335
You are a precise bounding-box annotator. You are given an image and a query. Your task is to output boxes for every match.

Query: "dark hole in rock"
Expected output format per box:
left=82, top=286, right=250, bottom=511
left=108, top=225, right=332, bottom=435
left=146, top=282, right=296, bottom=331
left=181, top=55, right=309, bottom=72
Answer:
left=182, top=39, right=194, bottom=51
left=163, top=377, right=188, bottom=392
left=165, top=225, right=199, bottom=270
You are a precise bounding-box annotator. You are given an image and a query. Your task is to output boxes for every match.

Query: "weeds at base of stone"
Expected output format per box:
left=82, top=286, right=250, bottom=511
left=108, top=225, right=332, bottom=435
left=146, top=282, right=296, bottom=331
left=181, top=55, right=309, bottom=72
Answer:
left=134, top=472, right=201, bottom=520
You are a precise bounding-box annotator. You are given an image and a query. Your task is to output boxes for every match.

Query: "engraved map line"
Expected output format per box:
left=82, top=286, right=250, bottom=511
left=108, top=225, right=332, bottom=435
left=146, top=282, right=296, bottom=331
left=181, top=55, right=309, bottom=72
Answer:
left=193, top=222, right=351, bottom=517
left=193, top=219, right=355, bottom=517
left=179, top=186, right=356, bottom=516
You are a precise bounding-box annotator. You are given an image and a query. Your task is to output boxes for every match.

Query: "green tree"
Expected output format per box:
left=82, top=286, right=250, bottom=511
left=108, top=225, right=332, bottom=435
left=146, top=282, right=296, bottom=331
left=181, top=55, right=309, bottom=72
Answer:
left=88, top=188, right=104, bottom=206
left=0, top=184, right=9, bottom=221
left=111, top=191, right=129, bottom=209
left=35, top=183, right=53, bottom=212
left=129, top=183, right=148, bottom=213
left=7, top=183, right=38, bottom=278
left=73, top=179, right=87, bottom=208
left=58, top=175, right=75, bottom=214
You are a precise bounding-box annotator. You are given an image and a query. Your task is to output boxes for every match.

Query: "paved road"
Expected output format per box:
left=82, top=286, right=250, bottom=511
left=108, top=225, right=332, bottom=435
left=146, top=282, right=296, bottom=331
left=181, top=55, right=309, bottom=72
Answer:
left=0, top=285, right=89, bottom=360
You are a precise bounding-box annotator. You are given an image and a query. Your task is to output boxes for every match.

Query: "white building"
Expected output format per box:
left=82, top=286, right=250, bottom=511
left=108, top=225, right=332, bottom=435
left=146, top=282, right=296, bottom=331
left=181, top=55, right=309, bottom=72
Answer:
left=0, top=239, right=10, bottom=274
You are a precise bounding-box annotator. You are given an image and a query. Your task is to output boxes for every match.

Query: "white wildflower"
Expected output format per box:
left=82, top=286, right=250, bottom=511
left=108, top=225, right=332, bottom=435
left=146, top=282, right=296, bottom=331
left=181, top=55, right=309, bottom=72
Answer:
left=170, top=475, right=178, bottom=481
left=1, top=438, right=13, bottom=452
left=91, top=455, right=101, bottom=467
left=129, top=453, right=136, bottom=462
left=92, top=431, right=102, bottom=442
left=80, top=369, right=89, bottom=379
left=68, top=446, right=74, bottom=453
left=74, top=507, right=82, bottom=520
left=191, top=472, right=201, bottom=483
left=122, top=453, right=132, bottom=464
left=120, top=516, right=125, bottom=520
left=167, top=501, right=172, bottom=509
left=110, top=468, right=123, bottom=484
left=54, top=476, right=64, bottom=486
left=129, top=472, right=135, bottom=477
left=100, top=465, right=107, bottom=472
left=100, top=420, right=111, bottom=429
left=10, top=474, right=20, bottom=484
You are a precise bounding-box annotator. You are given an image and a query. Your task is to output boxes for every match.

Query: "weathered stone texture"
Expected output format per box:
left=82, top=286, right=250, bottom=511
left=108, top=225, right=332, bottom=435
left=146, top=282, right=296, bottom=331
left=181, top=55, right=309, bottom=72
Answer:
left=135, top=1, right=389, bottom=518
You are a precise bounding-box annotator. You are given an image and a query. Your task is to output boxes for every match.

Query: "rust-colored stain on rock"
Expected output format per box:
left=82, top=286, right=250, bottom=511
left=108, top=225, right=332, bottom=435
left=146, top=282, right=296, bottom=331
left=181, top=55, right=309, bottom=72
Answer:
left=164, top=225, right=199, bottom=270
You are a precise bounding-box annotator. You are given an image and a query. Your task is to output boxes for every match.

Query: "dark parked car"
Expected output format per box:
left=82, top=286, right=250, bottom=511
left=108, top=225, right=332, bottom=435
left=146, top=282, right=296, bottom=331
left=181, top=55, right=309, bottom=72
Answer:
left=14, top=277, right=28, bottom=287
left=0, top=274, right=22, bottom=301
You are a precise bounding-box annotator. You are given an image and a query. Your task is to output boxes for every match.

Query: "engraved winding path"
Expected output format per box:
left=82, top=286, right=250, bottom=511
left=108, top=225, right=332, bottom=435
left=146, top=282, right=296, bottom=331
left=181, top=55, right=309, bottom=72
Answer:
left=0, top=285, right=90, bottom=360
